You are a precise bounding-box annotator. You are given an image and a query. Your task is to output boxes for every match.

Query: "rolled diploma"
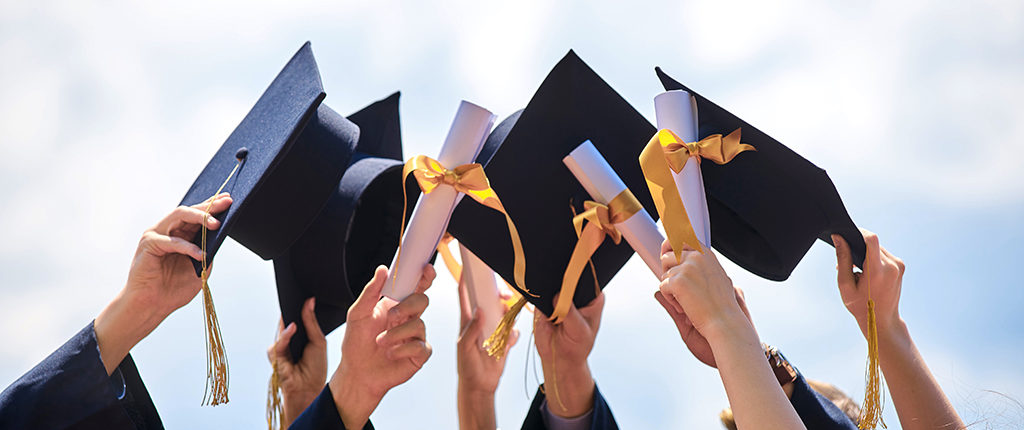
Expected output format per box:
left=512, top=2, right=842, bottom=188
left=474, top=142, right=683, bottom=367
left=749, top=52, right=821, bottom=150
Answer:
left=654, top=90, right=711, bottom=248
left=563, top=140, right=665, bottom=278
left=384, top=101, right=496, bottom=300
left=458, top=244, right=503, bottom=344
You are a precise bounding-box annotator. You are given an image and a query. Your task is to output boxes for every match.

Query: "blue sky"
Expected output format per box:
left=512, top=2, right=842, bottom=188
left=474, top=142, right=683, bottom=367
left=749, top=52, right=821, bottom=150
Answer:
left=1, top=0, right=1022, bottom=428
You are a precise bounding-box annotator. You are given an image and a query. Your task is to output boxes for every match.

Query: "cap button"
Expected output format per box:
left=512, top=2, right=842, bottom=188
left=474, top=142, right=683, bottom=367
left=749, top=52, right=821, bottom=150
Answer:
left=235, top=147, right=249, bottom=161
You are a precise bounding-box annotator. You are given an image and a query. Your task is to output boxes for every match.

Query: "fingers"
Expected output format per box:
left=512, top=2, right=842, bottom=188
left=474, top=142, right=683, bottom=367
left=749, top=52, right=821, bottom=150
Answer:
left=660, top=247, right=679, bottom=279
left=654, top=291, right=684, bottom=323
left=196, top=193, right=234, bottom=215
left=157, top=205, right=222, bottom=237
left=861, top=229, right=883, bottom=281
left=387, top=293, right=429, bottom=329
left=457, top=308, right=483, bottom=347
left=378, top=317, right=427, bottom=347
left=350, top=266, right=388, bottom=319
left=142, top=231, right=204, bottom=261
left=832, top=234, right=857, bottom=294
left=415, top=264, right=437, bottom=294
left=734, top=287, right=753, bottom=324
left=301, top=297, right=326, bottom=347
left=386, top=339, right=432, bottom=367
left=269, top=322, right=297, bottom=362
left=578, top=292, right=605, bottom=332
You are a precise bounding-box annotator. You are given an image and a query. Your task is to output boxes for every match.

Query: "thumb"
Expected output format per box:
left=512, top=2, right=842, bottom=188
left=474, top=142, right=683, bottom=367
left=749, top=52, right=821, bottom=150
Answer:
left=832, top=234, right=857, bottom=297
left=460, top=308, right=484, bottom=346
left=350, top=266, right=388, bottom=318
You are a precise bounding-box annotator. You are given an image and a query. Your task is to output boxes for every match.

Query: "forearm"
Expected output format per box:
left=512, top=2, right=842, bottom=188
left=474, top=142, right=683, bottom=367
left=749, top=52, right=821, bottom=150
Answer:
left=94, top=289, right=164, bottom=375
left=540, top=362, right=595, bottom=418
left=708, top=318, right=806, bottom=430
left=877, top=319, right=964, bottom=430
left=457, top=386, right=496, bottom=430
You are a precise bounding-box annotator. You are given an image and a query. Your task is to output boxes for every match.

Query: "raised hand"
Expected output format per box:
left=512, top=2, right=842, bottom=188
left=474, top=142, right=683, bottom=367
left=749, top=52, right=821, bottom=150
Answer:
left=328, top=264, right=436, bottom=429
left=267, top=297, right=328, bottom=427
left=456, top=282, right=518, bottom=430
left=534, top=293, right=604, bottom=418
left=94, top=193, right=233, bottom=375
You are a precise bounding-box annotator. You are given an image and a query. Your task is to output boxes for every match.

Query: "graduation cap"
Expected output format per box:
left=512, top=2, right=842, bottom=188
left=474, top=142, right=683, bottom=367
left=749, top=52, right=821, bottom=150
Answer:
left=655, top=67, right=885, bottom=427
left=177, top=42, right=358, bottom=406
left=272, top=92, right=415, bottom=361
left=654, top=67, right=866, bottom=280
left=448, top=51, right=658, bottom=321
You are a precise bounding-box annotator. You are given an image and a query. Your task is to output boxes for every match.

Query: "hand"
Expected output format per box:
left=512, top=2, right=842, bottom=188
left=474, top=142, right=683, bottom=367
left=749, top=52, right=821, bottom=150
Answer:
left=329, top=264, right=436, bottom=429
left=456, top=282, right=518, bottom=430
left=654, top=286, right=753, bottom=368
left=657, top=239, right=751, bottom=344
left=534, top=293, right=603, bottom=418
left=833, top=229, right=904, bottom=338
left=267, top=297, right=328, bottom=427
left=94, top=193, right=233, bottom=374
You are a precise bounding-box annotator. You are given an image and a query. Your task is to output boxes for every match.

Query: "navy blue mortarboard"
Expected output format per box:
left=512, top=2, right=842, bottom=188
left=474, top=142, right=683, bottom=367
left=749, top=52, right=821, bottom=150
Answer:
left=655, top=67, right=866, bottom=280
left=179, top=42, right=358, bottom=268
left=448, top=50, right=658, bottom=318
left=272, top=92, right=418, bottom=361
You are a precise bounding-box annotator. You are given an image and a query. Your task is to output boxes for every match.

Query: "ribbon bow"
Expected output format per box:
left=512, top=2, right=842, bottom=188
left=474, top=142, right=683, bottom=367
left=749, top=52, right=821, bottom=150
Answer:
left=398, top=155, right=531, bottom=296
left=639, top=128, right=754, bottom=262
left=550, top=190, right=642, bottom=324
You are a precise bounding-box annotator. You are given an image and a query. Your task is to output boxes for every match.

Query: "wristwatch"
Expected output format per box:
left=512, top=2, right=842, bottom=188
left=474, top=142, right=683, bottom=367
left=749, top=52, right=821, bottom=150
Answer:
left=763, top=343, right=798, bottom=387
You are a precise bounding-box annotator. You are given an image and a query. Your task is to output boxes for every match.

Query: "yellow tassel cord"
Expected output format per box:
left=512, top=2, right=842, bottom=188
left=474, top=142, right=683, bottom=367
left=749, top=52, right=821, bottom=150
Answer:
left=199, top=158, right=241, bottom=406
left=266, top=360, right=283, bottom=430
left=546, top=335, right=567, bottom=413
left=858, top=259, right=886, bottom=429
left=483, top=295, right=527, bottom=359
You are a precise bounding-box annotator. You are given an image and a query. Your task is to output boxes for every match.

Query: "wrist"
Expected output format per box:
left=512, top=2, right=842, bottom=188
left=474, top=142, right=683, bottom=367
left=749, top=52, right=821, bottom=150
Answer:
left=541, top=362, right=595, bottom=418
left=702, top=310, right=759, bottom=349
left=457, top=388, right=495, bottom=430
left=329, top=364, right=383, bottom=429
left=94, top=288, right=164, bottom=374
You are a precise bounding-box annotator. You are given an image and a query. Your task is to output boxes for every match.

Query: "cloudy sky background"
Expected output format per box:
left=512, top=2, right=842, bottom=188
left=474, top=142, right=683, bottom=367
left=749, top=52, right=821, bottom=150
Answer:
left=1, top=0, right=1023, bottom=428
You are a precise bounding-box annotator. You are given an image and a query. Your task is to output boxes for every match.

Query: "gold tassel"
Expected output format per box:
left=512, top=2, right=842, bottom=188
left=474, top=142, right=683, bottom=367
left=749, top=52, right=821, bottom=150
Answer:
left=483, top=295, right=527, bottom=359
left=198, top=156, right=242, bottom=406
left=200, top=271, right=230, bottom=405
left=266, top=360, right=283, bottom=430
left=858, top=259, right=885, bottom=429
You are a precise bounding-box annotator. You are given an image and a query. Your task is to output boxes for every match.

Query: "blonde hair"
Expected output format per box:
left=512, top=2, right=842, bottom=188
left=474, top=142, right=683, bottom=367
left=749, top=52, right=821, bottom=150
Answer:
left=719, top=379, right=861, bottom=429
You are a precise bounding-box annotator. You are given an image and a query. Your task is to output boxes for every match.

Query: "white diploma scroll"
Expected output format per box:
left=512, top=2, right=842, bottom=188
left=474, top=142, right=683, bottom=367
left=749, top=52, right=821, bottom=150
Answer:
left=384, top=101, right=497, bottom=300
left=654, top=90, right=711, bottom=248
left=563, top=140, right=665, bottom=278
left=458, top=244, right=503, bottom=344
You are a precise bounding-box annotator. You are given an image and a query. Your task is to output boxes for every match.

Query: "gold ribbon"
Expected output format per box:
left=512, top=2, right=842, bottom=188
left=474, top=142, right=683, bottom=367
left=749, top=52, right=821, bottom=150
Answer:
left=549, top=189, right=642, bottom=324
left=436, top=233, right=462, bottom=284
left=638, top=128, right=754, bottom=262
left=396, top=155, right=532, bottom=296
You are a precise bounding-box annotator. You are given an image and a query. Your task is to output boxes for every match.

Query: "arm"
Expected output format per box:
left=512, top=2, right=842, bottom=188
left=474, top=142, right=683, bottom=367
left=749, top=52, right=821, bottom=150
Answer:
left=325, top=264, right=435, bottom=429
left=533, top=293, right=605, bottom=421
left=95, top=193, right=234, bottom=374
left=268, top=297, right=329, bottom=428
left=833, top=231, right=964, bottom=430
left=658, top=240, right=805, bottom=430
left=456, top=280, right=518, bottom=430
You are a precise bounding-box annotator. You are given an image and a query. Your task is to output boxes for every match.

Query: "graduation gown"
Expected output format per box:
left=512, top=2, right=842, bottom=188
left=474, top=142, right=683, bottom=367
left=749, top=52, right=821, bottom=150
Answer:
left=521, top=384, right=618, bottom=430
left=790, top=374, right=858, bottom=430
left=0, top=321, right=162, bottom=430
left=289, top=385, right=374, bottom=430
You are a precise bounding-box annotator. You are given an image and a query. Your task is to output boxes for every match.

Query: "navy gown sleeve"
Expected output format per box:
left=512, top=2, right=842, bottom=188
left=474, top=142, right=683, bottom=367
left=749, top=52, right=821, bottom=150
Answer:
left=790, top=373, right=858, bottom=430
left=521, top=383, right=618, bottom=430
left=289, top=384, right=373, bottom=430
left=0, top=321, right=163, bottom=430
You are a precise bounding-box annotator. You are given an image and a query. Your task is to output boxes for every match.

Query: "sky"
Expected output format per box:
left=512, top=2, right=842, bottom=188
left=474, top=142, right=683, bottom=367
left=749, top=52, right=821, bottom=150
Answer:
left=1, top=0, right=1023, bottom=428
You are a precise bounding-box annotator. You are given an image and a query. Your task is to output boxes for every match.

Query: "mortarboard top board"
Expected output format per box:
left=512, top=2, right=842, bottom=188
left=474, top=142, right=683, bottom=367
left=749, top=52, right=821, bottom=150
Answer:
left=273, top=92, right=418, bottom=360
left=655, top=67, right=866, bottom=280
left=179, top=42, right=358, bottom=271
left=448, top=50, right=658, bottom=317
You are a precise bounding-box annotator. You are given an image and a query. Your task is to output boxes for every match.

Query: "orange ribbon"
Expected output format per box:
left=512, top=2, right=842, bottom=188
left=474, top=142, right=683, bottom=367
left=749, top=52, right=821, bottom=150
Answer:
left=397, top=155, right=532, bottom=296
left=550, top=189, right=642, bottom=324
left=436, top=233, right=462, bottom=284
left=638, top=128, right=754, bottom=262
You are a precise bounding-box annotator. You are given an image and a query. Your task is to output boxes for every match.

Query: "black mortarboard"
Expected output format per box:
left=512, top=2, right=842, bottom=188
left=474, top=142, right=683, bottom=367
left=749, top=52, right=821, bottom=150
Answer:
left=448, top=51, right=658, bottom=317
left=179, top=42, right=358, bottom=269
left=655, top=67, right=866, bottom=280
left=273, top=92, right=417, bottom=360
